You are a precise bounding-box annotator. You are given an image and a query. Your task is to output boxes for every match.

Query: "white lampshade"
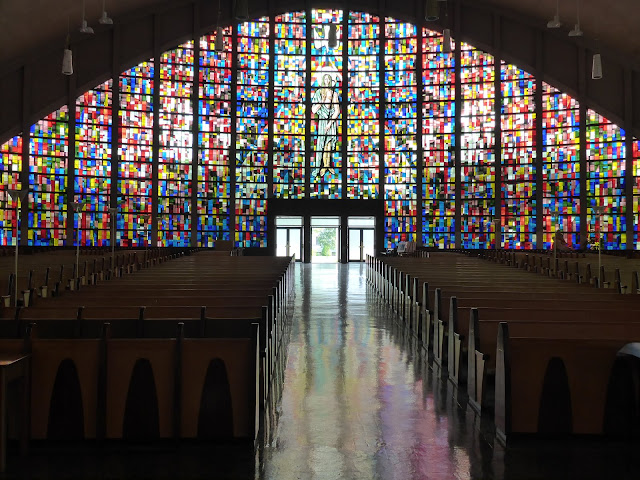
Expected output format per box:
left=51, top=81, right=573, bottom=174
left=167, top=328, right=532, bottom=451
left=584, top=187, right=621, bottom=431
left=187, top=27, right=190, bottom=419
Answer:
left=568, top=24, right=583, bottom=37
left=443, top=28, right=451, bottom=53
left=62, top=48, right=74, bottom=75
left=592, top=53, right=603, bottom=80
left=99, top=11, right=113, bottom=25
left=215, top=26, right=224, bottom=52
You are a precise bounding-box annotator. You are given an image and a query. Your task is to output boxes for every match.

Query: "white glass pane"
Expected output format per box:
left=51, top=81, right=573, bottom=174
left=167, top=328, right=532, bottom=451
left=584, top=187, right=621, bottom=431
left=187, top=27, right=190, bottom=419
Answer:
left=349, top=229, right=361, bottom=261
left=276, top=228, right=287, bottom=257
left=289, top=228, right=302, bottom=261
left=311, top=216, right=341, bottom=227
left=312, top=227, right=339, bottom=263
left=348, top=216, right=375, bottom=228
left=276, top=216, right=303, bottom=227
left=363, top=229, right=375, bottom=258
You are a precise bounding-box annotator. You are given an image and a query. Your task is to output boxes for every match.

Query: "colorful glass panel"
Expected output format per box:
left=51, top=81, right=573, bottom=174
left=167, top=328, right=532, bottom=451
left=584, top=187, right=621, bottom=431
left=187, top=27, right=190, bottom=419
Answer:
left=118, top=60, right=154, bottom=247
left=633, top=139, right=640, bottom=249
left=541, top=82, right=580, bottom=248
left=198, top=29, right=232, bottom=247
left=586, top=110, right=626, bottom=249
left=159, top=42, right=194, bottom=246
left=310, top=9, right=343, bottom=199
left=75, top=80, right=112, bottom=246
left=0, top=136, right=23, bottom=246
left=422, top=28, right=455, bottom=248
left=500, top=62, right=536, bottom=249
left=273, top=11, right=306, bottom=199
left=384, top=18, right=418, bottom=248
left=28, top=107, right=68, bottom=245
left=347, top=11, right=380, bottom=200
left=460, top=43, right=495, bottom=248
left=236, top=17, right=269, bottom=247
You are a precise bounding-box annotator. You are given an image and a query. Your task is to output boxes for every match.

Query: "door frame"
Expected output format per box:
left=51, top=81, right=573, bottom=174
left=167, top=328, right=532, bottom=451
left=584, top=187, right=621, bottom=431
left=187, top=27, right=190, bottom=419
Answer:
left=276, top=226, right=303, bottom=261
left=267, top=199, right=384, bottom=263
left=348, top=227, right=376, bottom=262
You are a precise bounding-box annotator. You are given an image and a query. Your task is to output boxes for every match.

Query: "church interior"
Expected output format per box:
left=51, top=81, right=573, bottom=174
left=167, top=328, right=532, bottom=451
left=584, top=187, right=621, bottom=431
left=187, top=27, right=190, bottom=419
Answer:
left=1, top=0, right=640, bottom=478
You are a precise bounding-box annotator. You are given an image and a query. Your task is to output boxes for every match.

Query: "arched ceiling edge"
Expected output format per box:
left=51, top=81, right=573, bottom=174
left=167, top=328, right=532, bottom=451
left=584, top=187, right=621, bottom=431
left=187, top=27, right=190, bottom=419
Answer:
left=0, top=0, right=636, bottom=144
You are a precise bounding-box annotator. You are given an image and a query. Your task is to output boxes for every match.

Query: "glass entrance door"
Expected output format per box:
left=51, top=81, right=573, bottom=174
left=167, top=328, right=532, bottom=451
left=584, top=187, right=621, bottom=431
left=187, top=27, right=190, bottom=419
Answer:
left=276, top=216, right=303, bottom=261
left=348, top=228, right=375, bottom=261
left=311, top=216, right=340, bottom=263
left=347, top=217, right=376, bottom=261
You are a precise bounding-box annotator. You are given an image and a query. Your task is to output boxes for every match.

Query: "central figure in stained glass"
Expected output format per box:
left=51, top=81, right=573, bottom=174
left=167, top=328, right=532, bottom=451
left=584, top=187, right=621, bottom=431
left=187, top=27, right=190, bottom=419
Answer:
left=312, top=73, right=340, bottom=178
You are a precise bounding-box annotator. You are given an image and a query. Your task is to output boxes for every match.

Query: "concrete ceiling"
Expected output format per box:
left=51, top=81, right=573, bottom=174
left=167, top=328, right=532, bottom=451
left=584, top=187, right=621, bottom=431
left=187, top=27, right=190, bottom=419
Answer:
left=0, top=0, right=638, bottom=66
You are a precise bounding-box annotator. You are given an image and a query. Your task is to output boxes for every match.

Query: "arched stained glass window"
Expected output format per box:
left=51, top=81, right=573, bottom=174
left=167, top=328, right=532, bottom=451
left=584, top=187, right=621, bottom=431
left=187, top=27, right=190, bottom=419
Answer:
left=4, top=9, right=637, bottom=252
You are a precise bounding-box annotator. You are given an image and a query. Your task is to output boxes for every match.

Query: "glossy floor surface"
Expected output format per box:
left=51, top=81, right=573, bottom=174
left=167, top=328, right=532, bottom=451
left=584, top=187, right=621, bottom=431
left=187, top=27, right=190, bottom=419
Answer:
left=5, top=263, right=640, bottom=479
left=258, top=263, right=640, bottom=480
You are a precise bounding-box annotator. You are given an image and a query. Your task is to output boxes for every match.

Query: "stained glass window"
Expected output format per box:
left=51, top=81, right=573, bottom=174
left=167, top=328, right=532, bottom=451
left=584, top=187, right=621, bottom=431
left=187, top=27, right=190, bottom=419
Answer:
left=422, top=28, right=455, bottom=248
left=310, top=9, right=343, bottom=199
left=75, top=80, right=112, bottom=246
left=198, top=29, right=232, bottom=247
left=273, top=11, right=306, bottom=199
left=0, top=136, right=23, bottom=246
left=2, top=9, right=636, bottom=252
left=347, top=11, right=380, bottom=200
left=541, top=82, right=580, bottom=248
left=236, top=17, right=269, bottom=247
left=384, top=18, right=418, bottom=248
left=585, top=110, right=626, bottom=249
left=460, top=43, right=495, bottom=248
left=634, top=139, right=640, bottom=249
left=28, top=107, right=68, bottom=246
left=159, top=41, right=194, bottom=246
left=118, top=60, right=154, bottom=247
left=500, top=62, right=536, bottom=249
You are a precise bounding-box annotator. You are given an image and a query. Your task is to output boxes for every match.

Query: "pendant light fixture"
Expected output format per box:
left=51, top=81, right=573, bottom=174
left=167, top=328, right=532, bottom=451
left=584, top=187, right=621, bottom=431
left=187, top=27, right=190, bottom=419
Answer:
left=62, top=18, right=73, bottom=75
left=235, top=0, right=249, bottom=21
left=215, top=0, right=224, bottom=52
left=568, top=0, right=583, bottom=37
left=425, top=0, right=439, bottom=21
left=328, top=23, right=338, bottom=49
left=591, top=53, right=602, bottom=80
left=80, top=0, right=94, bottom=34
left=443, top=29, right=452, bottom=54
left=547, top=0, right=562, bottom=28
left=442, top=1, right=451, bottom=54
left=98, top=0, right=113, bottom=25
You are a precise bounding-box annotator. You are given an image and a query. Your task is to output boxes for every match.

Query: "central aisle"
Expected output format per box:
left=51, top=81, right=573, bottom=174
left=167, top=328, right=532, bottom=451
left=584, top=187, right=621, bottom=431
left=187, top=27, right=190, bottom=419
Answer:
left=260, top=263, right=496, bottom=480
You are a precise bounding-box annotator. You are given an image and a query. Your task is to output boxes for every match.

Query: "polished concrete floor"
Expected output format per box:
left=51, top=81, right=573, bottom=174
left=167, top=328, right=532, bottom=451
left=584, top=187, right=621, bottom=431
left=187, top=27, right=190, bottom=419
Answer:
left=258, top=263, right=640, bottom=480
left=5, top=263, right=640, bottom=479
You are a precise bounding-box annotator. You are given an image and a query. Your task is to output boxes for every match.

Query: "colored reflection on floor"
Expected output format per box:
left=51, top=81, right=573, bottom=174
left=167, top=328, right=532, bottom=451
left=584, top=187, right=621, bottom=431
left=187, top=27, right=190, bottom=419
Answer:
left=260, top=263, right=483, bottom=479
left=258, top=263, right=640, bottom=480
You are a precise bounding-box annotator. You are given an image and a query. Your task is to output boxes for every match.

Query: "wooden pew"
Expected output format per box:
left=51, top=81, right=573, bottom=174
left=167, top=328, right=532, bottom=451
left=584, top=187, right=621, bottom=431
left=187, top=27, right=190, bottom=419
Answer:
left=494, top=322, right=640, bottom=443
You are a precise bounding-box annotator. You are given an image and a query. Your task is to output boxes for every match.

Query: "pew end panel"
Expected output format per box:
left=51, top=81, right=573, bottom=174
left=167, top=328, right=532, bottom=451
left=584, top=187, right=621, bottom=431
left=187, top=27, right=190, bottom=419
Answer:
left=30, top=339, right=101, bottom=440
left=105, top=339, right=177, bottom=439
